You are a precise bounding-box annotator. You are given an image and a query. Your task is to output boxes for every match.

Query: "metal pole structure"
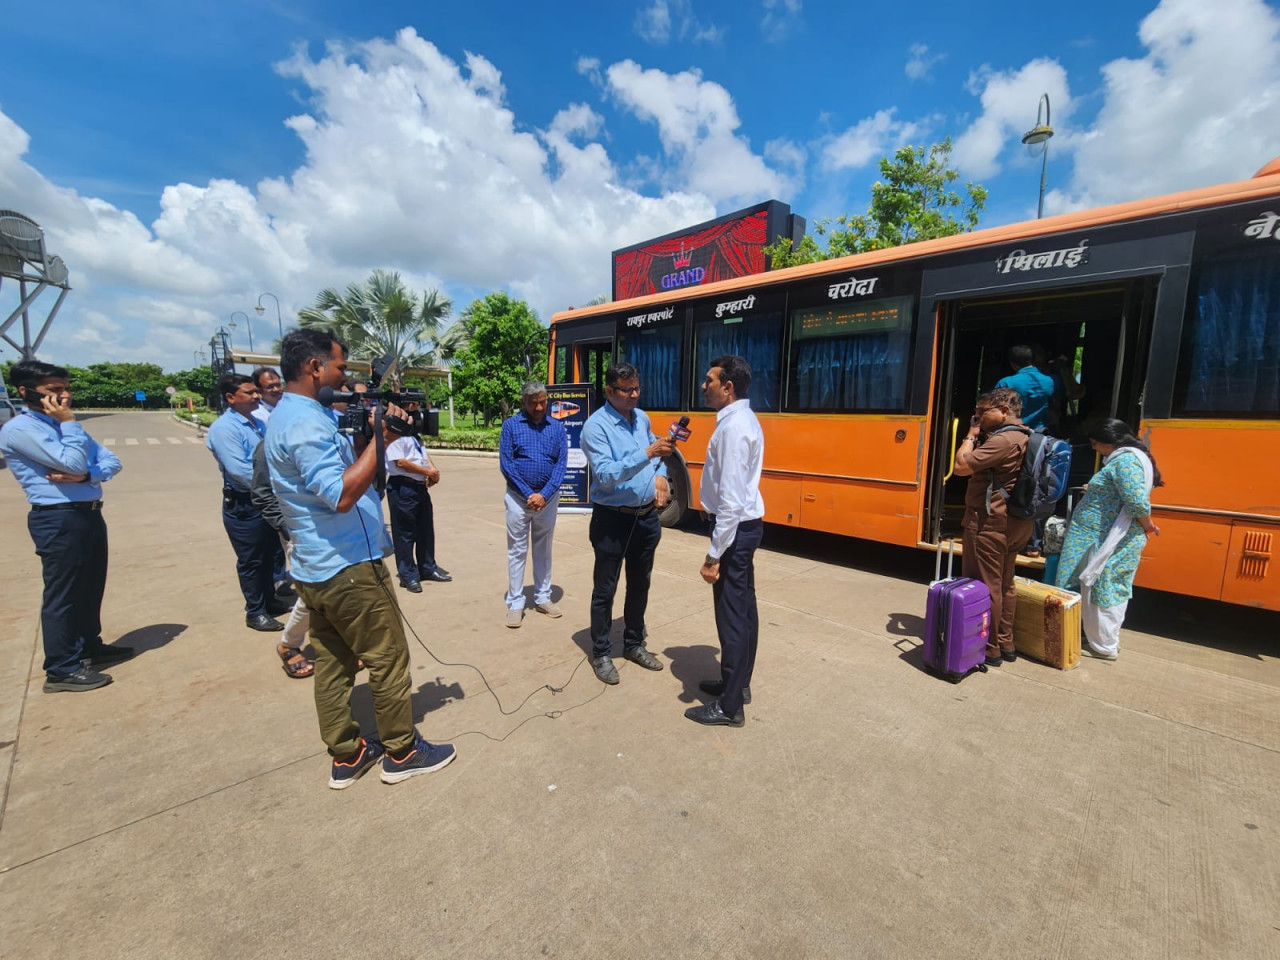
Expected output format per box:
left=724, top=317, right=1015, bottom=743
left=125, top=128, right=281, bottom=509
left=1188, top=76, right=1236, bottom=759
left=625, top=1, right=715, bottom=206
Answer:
left=256, top=292, right=284, bottom=340
left=230, top=310, right=252, bottom=353
left=1021, top=94, right=1054, bottom=220
left=448, top=368, right=455, bottom=428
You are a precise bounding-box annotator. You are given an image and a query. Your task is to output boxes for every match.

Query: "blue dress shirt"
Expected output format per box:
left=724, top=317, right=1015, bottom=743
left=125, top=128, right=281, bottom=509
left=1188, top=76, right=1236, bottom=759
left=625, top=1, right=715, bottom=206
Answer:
left=263, top=392, right=391, bottom=583
left=206, top=408, right=265, bottom=492
left=0, top=411, right=122, bottom=505
left=580, top=402, right=668, bottom=507
left=995, top=365, right=1057, bottom=430
left=499, top=411, right=568, bottom=500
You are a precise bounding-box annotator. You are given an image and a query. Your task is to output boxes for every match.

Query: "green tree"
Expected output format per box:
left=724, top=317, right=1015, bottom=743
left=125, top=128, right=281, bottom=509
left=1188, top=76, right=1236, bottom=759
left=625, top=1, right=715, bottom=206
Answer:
left=766, top=138, right=987, bottom=267
left=451, top=292, right=546, bottom=426
left=297, top=269, right=452, bottom=382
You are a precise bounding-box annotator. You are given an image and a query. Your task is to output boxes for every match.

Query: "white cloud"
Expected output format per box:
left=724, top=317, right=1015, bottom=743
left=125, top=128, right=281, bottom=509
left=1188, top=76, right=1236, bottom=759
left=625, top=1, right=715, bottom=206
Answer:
left=761, top=0, right=802, bottom=43
left=905, top=43, right=944, bottom=81
left=634, top=0, right=723, bottom=45
left=604, top=59, right=796, bottom=204
left=821, top=109, right=923, bottom=172
left=951, top=59, right=1072, bottom=180
left=0, top=29, right=746, bottom=369
left=1064, top=0, right=1280, bottom=208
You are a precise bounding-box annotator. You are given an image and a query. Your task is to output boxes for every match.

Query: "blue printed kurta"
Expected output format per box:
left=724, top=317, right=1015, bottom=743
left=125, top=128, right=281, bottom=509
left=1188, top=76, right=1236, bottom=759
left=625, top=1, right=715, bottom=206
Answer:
left=1054, top=451, right=1152, bottom=608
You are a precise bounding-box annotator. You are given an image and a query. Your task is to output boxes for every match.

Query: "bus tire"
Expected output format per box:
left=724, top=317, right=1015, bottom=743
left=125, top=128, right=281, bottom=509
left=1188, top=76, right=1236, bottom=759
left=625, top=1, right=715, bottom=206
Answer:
left=658, top=456, right=688, bottom=528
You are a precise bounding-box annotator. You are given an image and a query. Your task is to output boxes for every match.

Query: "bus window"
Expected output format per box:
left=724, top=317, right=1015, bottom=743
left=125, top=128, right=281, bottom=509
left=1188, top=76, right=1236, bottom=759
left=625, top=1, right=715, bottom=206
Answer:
left=787, top=294, right=915, bottom=412
left=618, top=320, right=683, bottom=411
left=554, top=345, right=570, bottom=384
left=1177, top=247, right=1280, bottom=416
left=692, top=292, right=784, bottom=411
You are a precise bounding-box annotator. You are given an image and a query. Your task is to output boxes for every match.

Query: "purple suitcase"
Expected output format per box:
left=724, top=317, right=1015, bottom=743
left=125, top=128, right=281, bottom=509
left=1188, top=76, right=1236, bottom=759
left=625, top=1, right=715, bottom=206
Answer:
left=923, top=541, right=992, bottom=682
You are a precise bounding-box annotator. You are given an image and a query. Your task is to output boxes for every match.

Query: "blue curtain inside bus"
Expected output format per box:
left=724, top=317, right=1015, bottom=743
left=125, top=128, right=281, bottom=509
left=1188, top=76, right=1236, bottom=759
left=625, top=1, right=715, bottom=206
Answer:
left=620, top=325, right=682, bottom=409
left=790, top=330, right=911, bottom=411
left=1185, top=255, right=1280, bottom=413
left=694, top=314, right=784, bottom=411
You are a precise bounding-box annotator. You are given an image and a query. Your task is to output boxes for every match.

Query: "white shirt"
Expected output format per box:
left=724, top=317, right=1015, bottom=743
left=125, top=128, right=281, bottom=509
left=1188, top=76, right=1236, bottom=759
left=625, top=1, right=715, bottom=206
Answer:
left=699, top=398, right=765, bottom=560
left=386, top=435, right=430, bottom=480
left=251, top=404, right=271, bottom=427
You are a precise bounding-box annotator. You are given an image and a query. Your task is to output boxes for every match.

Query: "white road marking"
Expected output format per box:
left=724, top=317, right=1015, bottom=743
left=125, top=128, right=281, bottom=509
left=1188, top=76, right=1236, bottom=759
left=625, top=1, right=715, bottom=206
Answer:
left=185, top=437, right=202, bottom=444
left=146, top=438, right=161, bottom=445
left=166, top=437, right=183, bottom=445
left=102, top=439, right=116, bottom=447
left=125, top=438, right=139, bottom=446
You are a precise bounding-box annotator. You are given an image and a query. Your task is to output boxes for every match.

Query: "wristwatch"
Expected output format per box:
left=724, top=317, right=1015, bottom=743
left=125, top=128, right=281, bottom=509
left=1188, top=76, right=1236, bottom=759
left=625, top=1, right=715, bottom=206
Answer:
left=704, top=554, right=719, bottom=566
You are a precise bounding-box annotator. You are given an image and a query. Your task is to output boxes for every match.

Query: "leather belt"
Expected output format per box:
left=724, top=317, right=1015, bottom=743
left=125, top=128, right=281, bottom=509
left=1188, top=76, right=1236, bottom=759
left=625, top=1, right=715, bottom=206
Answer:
left=31, top=500, right=103, bottom=512
left=597, top=501, right=655, bottom=516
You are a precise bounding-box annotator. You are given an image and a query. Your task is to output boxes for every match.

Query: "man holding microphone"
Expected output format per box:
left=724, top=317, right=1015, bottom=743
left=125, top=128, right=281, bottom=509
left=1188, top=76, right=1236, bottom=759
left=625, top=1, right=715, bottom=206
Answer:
left=687, top=355, right=765, bottom=727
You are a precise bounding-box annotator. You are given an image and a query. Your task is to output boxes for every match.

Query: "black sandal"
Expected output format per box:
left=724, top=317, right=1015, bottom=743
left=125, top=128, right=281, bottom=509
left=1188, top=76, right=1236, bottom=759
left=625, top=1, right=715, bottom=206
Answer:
left=277, top=643, right=314, bottom=679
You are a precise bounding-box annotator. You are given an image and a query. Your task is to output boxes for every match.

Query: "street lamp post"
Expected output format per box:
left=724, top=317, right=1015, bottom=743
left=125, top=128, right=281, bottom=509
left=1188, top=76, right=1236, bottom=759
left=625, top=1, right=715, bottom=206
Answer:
left=231, top=310, right=253, bottom=352
left=255, top=292, right=284, bottom=341
left=1021, top=94, right=1055, bottom=219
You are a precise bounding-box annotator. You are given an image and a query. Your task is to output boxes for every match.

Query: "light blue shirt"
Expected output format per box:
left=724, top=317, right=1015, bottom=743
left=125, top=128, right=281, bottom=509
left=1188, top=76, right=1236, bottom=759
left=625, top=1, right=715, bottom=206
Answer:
left=995, top=366, right=1056, bottom=431
left=206, top=407, right=264, bottom=492
left=581, top=401, right=668, bottom=507
left=263, top=392, right=391, bottom=583
left=0, top=410, right=122, bottom=505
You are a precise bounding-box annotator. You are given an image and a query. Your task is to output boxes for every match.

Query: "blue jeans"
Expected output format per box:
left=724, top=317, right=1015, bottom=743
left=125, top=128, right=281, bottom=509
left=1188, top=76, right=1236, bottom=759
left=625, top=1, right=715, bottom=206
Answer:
left=28, top=507, right=109, bottom=679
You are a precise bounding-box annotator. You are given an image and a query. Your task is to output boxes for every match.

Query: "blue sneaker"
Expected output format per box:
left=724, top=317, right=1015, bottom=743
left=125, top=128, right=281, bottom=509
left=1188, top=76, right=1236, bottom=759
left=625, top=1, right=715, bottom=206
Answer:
left=328, top=736, right=385, bottom=790
left=380, top=734, right=456, bottom=784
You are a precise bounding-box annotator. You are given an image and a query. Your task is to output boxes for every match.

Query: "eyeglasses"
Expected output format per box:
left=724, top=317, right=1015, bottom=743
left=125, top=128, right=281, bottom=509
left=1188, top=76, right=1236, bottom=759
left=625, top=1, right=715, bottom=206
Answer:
left=609, top=385, right=641, bottom=396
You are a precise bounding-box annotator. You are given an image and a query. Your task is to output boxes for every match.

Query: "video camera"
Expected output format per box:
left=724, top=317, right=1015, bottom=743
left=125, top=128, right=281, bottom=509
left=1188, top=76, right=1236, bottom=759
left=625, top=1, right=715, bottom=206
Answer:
left=317, top=353, right=439, bottom=439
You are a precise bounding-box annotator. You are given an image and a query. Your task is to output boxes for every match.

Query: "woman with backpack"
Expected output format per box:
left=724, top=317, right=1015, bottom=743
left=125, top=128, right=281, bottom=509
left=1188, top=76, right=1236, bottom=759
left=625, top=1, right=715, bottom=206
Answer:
left=1054, top=418, right=1163, bottom=660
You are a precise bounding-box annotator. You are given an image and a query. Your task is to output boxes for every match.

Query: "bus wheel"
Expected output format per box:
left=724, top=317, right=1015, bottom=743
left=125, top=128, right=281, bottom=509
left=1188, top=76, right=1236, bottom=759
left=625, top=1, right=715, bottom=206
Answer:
left=658, top=458, right=688, bottom=528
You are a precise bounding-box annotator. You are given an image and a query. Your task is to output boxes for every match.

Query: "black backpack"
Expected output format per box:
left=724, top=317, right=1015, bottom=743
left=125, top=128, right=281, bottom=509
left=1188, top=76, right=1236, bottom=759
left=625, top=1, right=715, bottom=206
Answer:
left=985, top=426, right=1073, bottom=519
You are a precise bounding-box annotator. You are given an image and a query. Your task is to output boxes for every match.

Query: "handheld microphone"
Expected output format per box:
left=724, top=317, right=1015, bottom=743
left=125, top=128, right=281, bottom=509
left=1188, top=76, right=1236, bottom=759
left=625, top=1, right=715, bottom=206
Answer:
left=668, top=415, right=691, bottom=443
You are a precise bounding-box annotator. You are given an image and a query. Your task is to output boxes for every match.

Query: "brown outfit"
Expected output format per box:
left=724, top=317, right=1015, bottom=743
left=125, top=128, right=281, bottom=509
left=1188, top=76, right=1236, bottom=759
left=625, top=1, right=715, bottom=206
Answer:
left=961, top=427, right=1033, bottom=658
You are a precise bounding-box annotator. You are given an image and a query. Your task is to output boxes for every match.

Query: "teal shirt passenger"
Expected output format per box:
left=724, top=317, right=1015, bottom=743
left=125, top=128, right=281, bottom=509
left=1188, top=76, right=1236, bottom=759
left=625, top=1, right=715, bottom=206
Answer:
left=995, top=365, right=1056, bottom=430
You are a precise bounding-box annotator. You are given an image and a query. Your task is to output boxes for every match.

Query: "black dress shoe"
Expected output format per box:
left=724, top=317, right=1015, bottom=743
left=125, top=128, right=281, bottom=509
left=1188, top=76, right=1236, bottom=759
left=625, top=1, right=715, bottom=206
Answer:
left=983, top=654, right=1003, bottom=667
left=85, top=645, right=136, bottom=668
left=267, top=600, right=295, bottom=617
left=43, top=666, right=113, bottom=693
left=685, top=700, right=744, bottom=727
left=1001, top=649, right=1018, bottom=663
left=699, top=679, right=751, bottom=704
left=622, top=645, right=663, bottom=671
left=422, top=569, right=452, bottom=583
left=399, top=578, right=423, bottom=593
left=246, top=613, right=286, bottom=632
left=591, top=655, right=619, bottom=685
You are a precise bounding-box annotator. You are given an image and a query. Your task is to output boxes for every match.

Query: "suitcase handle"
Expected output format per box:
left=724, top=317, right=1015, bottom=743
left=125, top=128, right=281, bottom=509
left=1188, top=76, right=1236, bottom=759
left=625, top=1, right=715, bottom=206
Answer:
left=933, top=538, right=957, bottom=581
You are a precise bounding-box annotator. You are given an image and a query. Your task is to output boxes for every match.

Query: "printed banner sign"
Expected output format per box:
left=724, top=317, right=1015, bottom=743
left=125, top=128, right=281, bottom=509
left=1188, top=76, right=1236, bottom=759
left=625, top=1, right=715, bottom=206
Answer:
left=546, top=383, right=593, bottom=508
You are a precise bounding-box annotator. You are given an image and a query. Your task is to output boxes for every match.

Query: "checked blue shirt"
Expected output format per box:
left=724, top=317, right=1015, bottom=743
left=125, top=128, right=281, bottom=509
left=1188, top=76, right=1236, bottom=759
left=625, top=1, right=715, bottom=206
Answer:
left=499, top=411, right=568, bottom=500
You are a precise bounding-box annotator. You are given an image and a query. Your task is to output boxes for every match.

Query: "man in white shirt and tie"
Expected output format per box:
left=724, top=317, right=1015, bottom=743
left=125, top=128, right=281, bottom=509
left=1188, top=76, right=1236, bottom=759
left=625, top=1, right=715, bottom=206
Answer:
left=687, top=355, right=765, bottom=727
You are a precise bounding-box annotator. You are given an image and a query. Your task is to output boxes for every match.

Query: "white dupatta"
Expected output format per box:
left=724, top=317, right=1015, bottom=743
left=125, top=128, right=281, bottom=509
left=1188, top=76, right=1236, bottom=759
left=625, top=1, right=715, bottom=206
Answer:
left=1078, top=447, right=1154, bottom=588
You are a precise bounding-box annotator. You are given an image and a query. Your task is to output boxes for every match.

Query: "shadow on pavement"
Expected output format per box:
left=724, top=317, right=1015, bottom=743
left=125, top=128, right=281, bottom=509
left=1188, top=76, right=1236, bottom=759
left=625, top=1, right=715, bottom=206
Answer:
left=350, top=676, right=466, bottom=728
left=113, top=622, right=187, bottom=654
left=662, top=643, right=721, bottom=703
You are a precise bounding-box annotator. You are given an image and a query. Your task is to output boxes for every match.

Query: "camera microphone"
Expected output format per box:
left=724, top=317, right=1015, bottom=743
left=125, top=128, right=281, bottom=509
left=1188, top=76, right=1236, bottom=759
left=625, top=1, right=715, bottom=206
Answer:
left=317, top=386, right=358, bottom=406
left=668, top=415, right=691, bottom=443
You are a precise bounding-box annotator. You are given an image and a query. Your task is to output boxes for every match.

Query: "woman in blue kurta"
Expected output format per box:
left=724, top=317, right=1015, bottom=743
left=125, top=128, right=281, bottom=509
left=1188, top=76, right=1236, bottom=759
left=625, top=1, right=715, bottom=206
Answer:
left=1055, top=419, right=1164, bottom=659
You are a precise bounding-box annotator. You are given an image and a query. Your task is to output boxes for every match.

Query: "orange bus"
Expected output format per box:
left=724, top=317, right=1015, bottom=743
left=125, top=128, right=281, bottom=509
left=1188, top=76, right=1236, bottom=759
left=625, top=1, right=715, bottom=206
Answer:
left=549, top=159, right=1280, bottom=612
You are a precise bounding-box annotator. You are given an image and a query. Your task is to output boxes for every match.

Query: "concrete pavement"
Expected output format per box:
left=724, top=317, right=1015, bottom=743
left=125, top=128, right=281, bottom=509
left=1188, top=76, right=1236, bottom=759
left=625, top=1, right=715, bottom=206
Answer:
left=0, top=410, right=1277, bottom=959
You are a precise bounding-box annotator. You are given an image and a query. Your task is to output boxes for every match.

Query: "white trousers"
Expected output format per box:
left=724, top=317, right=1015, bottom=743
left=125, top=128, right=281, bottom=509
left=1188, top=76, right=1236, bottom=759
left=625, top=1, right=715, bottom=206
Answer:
left=1081, top=582, right=1126, bottom=657
left=280, top=539, right=310, bottom=650
left=505, top=490, right=559, bottom=610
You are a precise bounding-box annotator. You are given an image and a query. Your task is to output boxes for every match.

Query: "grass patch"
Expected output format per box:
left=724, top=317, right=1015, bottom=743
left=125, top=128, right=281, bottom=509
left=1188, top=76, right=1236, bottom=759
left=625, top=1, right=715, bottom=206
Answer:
left=428, top=426, right=501, bottom=451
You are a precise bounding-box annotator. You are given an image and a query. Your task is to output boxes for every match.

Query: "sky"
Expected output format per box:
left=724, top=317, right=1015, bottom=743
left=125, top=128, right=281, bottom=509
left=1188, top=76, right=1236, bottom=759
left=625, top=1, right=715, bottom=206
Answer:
left=1, top=0, right=1279, bottom=373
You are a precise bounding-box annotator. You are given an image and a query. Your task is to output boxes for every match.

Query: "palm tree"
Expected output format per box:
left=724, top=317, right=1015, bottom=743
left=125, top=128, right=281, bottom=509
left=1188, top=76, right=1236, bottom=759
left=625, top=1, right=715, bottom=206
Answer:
left=298, top=270, right=452, bottom=382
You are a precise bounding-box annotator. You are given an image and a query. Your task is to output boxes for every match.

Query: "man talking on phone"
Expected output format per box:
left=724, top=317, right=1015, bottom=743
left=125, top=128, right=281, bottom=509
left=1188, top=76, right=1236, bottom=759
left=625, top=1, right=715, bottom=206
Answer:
left=0, top=360, right=129, bottom=692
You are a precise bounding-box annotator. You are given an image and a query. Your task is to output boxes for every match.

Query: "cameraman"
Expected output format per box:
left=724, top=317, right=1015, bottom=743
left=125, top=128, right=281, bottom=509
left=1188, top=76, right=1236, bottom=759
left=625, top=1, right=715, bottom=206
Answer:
left=386, top=402, right=451, bottom=592
left=0, top=360, right=130, bottom=692
left=265, top=330, right=457, bottom=790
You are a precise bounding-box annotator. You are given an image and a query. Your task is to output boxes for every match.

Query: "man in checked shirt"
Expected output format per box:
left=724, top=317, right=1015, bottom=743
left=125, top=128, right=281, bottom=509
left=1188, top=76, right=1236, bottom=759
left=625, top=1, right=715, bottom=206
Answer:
left=498, top=381, right=567, bottom=628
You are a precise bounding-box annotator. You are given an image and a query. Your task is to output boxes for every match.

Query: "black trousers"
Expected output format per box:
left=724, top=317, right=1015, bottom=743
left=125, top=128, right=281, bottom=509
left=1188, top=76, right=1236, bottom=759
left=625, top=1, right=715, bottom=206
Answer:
left=222, top=496, right=278, bottom=617
left=712, top=518, right=763, bottom=715
left=589, top=505, right=662, bottom=658
left=28, top=507, right=110, bottom=678
left=387, top=477, right=438, bottom=582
